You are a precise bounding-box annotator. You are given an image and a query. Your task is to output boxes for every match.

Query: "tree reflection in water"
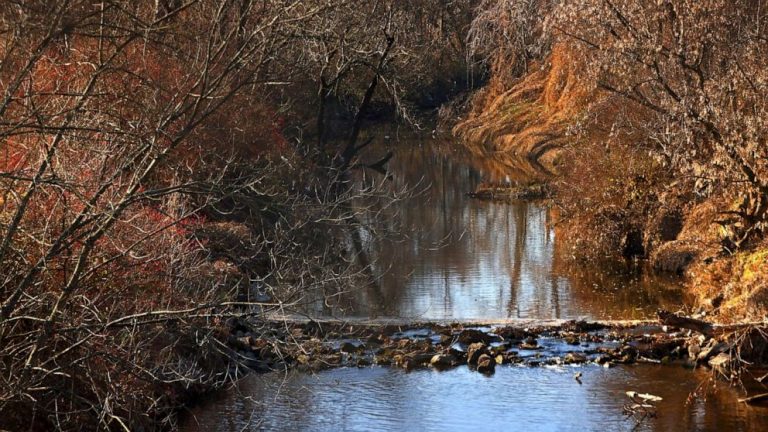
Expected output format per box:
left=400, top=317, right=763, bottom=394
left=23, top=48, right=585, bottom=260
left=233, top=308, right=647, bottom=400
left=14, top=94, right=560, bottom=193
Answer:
left=302, top=130, right=682, bottom=321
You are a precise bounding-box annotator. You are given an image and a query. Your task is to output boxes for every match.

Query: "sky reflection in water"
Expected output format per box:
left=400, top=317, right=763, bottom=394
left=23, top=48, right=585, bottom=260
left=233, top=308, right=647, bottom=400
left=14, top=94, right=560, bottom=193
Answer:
left=185, top=365, right=768, bottom=432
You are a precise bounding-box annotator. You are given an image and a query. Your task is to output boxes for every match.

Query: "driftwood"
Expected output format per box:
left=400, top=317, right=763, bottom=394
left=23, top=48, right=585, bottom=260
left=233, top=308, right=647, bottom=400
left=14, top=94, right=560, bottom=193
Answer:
left=739, top=393, right=768, bottom=404
left=626, top=391, right=663, bottom=402
left=623, top=391, right=662, bottom=424
left=657, top=310, right=714, bottom=336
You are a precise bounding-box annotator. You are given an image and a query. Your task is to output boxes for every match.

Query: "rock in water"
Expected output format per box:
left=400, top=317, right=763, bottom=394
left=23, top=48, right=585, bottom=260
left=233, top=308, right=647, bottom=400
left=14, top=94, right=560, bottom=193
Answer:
left=430, top=353, right=456, bottom=370
left=564, top=352, right=588, bottom=364
left=458, top=329, right=491, bottom=344
left=520, top=336, right=539, bottom=350
left=476, top=354, right=496, bottom=374
left=467, top=342, right=489, bottom=366
left=565, top=335, right=581, bottom=346
left=402, top=353, right=434, bottom=371
left=340, top=342, right=358, bottom=353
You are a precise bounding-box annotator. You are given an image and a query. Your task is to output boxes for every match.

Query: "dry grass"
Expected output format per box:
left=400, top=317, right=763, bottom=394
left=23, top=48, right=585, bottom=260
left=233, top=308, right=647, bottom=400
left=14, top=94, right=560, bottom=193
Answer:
left=456, top=0, right=768, bottom=321
left=455, top=43, right=595, bottom=171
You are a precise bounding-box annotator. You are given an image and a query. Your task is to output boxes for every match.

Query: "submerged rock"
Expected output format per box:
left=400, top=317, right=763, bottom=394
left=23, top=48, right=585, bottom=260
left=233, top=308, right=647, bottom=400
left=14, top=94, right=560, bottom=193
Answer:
left=564, top=352, right=588, bottom=364
left=468, top=183, right=550, bottom=201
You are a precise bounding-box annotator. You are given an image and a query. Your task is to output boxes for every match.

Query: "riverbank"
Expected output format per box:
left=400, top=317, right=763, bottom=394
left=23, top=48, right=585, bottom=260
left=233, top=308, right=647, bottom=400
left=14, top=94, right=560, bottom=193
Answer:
left=453, top=1, right=768, bottom=324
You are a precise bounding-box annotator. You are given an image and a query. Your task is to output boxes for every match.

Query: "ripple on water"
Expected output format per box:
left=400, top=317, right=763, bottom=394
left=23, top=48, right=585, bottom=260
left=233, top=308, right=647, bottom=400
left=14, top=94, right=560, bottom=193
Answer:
left=183, top=365, right=768, bottom=432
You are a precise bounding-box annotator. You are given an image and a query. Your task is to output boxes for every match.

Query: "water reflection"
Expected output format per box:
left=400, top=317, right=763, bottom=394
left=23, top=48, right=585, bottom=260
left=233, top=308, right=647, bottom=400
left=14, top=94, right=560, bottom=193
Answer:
left=310, top=133, right=681, bottom=320
left=183, top=365, right=768, bottom=432
left=182, top=134, right=762, bottom=432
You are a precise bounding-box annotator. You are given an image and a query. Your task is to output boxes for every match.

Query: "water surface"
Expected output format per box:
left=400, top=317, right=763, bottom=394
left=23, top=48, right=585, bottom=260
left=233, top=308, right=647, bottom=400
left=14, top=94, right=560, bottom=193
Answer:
left=184, top=365, right=768, bottom=432
left=182, top=134, right=768, bottom=432
left=305, top=133, right=681, bottom=321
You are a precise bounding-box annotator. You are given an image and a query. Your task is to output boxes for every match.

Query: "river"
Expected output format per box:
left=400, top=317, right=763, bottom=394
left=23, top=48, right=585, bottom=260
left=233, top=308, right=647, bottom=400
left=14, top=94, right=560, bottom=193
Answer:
left=183, top=131, right=768, bottom=431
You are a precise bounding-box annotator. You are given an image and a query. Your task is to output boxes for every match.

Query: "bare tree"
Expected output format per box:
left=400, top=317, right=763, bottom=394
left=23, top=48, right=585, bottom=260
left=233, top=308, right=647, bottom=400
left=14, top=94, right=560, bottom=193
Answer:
left=467, top=0, right=554, bottom=85
left=0, top=1, right=478, bottom=429
left=0, top=1, right=330, bottom=429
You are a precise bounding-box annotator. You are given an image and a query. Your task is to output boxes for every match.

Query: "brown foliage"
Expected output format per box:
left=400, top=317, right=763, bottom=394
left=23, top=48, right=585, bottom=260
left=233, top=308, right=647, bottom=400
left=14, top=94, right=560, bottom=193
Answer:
left=551, top=0, right=768, bottom=249
left=0, top=1, right=482, bottom=429
left=461, top=0, right=768, bottom=317
left=455, top=43, right=594, bottom=171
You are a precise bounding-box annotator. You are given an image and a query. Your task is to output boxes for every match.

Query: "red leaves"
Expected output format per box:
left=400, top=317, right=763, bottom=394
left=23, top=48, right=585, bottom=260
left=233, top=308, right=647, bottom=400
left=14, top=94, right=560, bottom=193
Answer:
left=0, top=140, right=27, bottom=171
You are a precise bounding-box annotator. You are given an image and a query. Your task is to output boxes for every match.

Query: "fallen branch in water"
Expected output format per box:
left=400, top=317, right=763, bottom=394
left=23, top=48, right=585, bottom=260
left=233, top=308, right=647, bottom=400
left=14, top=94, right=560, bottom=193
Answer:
left=626, top=391, right=663, bottom=402
left=657, top=310, right=714, bottom=336
left=623, top=391, right=662, bottom=428
left=739, top=393, right=768, bottom=404
left=637, top=356, right=662, bottom=364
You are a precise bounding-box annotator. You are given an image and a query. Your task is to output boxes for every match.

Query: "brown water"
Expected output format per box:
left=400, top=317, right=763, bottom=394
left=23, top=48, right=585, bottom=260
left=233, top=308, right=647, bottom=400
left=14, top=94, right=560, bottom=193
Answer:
left=183, top=133, right=768, bottom=431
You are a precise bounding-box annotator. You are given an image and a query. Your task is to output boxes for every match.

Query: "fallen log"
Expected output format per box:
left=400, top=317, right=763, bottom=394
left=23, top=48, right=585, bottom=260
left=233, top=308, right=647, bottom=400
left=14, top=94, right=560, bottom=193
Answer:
left=657, top=310, right=714, bottom=336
